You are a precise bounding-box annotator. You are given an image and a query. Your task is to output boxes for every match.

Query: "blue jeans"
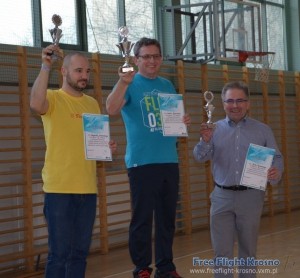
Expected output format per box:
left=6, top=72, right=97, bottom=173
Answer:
left=43, top=193, right=97, bottom=278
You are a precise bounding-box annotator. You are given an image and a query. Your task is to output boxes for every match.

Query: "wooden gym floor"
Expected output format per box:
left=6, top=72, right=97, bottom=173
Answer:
left=84, top=209, right=300, bottom=278
left=31, top=209, right=299, bottom=278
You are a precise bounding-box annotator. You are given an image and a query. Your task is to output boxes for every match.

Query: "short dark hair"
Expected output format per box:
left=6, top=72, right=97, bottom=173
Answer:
left=133, top=37, right=161, bottom=57
left=221, top=81, right=250, bottom=100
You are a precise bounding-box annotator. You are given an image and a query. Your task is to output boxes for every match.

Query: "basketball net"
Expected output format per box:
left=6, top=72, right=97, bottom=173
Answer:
left=238, top=51, right=275, bottom=83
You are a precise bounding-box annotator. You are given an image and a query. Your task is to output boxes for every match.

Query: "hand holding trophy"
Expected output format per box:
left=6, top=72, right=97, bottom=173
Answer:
left=200, top=91, right=216, bottom=142
left=203, top=91, right=216, bottom=129
left=116, top=26, right=135, bottom=73
left=48, top=14, right=63, bottom=60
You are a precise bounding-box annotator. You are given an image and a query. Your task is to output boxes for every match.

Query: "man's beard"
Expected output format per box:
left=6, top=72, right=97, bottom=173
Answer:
left=67, top=76, right=88, bottom=92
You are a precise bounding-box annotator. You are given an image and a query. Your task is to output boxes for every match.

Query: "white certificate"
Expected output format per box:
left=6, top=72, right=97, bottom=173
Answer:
left=158, top=93, right=188, bottom=137
left=240, top=143, right=275, bottom=191
left=82, top=113, right=112, bottom=161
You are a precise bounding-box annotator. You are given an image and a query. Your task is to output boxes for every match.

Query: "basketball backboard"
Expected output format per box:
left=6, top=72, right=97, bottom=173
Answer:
left=161, top=0, right=264, bottom=64
left=216, top=0, right=262, bottom=62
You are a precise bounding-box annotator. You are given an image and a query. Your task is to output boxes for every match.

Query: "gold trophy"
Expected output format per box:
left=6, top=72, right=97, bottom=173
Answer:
left=48, top=14, right=63, bottom=60
left=203, top=91, right=216, bottom=129
left=116, top=26, right=135, bottom=72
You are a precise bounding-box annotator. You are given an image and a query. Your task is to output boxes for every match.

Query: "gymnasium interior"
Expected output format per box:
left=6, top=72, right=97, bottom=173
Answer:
left=0, top=1, right=299, bottom=277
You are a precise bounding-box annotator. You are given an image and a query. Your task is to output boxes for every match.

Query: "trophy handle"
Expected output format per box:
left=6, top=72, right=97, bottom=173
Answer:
left=203, top=91, right=216, bottom=129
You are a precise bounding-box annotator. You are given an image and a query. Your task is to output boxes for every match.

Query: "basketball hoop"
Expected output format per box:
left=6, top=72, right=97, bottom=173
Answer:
left=238, top=51, right=275, bottom=83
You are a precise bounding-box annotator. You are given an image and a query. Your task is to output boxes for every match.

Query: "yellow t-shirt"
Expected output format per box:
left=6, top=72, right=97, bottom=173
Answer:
left=41, top=89, right=100, bottom=193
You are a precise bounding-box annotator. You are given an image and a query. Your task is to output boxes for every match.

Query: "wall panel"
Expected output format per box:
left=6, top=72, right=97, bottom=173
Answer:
left=0, top=45, right=299, bottom=277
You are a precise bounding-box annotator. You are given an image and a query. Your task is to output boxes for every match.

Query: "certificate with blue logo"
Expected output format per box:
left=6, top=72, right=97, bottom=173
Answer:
left=158, top=93, right=188, bottom=137
left=240, top=143, right=275, bottom=191
left=82, top=114, right=112, bottom=161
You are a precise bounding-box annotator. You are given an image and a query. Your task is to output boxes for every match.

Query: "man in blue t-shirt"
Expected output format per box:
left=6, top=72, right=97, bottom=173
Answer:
left=106, top=37, right=190, bottom=278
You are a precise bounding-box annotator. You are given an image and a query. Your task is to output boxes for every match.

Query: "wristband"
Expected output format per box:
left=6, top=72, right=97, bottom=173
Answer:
left=41, top=64, right=51, bottom=71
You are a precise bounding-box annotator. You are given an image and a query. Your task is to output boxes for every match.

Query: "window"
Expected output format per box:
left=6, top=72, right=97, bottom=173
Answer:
left=1, top=2, right=33, bottom=46
left=0, top=0, right=287, bottom=70
left=41, top=0, right=78, bottom=45
left=124, top=0, right=154, bottom=42
left=0, top=0, right=155, bottom=54
left=85, top=0, right=154, bottom=54
left=265, top=3, right=285, bottom=69
left=85, top=0, right=119, bottom=54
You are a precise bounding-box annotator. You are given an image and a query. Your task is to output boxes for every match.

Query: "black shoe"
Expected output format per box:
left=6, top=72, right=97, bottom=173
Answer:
left=154, top=269, right=183, bottom=278
left=134, top=268, right=153, bottom=278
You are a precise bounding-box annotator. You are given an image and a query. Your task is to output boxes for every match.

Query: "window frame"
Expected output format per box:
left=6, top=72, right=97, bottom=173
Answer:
left=32, top=0, right=88, bottom=51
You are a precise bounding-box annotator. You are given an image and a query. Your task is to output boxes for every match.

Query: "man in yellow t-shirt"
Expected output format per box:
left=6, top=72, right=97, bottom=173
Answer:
left=30, top=45, right=116, bottom=278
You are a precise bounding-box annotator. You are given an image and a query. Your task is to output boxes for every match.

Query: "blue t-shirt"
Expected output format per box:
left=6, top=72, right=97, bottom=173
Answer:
left=121, top=73, right=179, bottom=168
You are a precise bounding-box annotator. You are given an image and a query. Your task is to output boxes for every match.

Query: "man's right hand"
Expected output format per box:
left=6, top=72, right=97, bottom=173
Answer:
left=200, top=123, right=214, bottom=142
left=42, top=44, right=62, bottom=67
left=118, top=67, right=136, bottom=85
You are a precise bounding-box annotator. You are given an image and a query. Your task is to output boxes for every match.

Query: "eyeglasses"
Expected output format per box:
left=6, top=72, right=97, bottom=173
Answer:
left=223, top=99, right=248, bottom=105
left=138, top=54, right=162, bottom=61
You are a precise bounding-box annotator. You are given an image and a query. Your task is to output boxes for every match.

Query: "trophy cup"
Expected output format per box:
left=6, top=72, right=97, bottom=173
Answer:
left=203, top=91, right=216, bottom=129
left=48, top=14, right=63, bottom=60
left=116, top=26, right=135, bottom=73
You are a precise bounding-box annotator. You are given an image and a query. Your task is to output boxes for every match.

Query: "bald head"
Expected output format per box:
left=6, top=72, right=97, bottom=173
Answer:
left=61, top=52, right=91, bottom=94
left=63, top=52, right=89, bottom=68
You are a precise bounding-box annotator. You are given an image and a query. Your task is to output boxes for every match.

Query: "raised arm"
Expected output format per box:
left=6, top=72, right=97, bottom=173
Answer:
left=193, top=123, right=215, bottom=162
left=106, top=69, right=135, bottom=115
left=30, top=45, right=59, bottom=115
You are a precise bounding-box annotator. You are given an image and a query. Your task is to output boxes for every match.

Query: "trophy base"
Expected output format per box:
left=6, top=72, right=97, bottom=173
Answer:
left=205, top=123, right=216, bottom=129
left=121, top=66, right=134, bottom=73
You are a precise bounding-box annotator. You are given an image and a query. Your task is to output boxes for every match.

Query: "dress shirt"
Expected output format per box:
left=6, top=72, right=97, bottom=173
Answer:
left=193, top=116, right=284, bottom=186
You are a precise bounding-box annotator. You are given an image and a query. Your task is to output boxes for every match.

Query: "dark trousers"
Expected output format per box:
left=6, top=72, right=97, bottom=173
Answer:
left=128, top=163, right=179, bottom=273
